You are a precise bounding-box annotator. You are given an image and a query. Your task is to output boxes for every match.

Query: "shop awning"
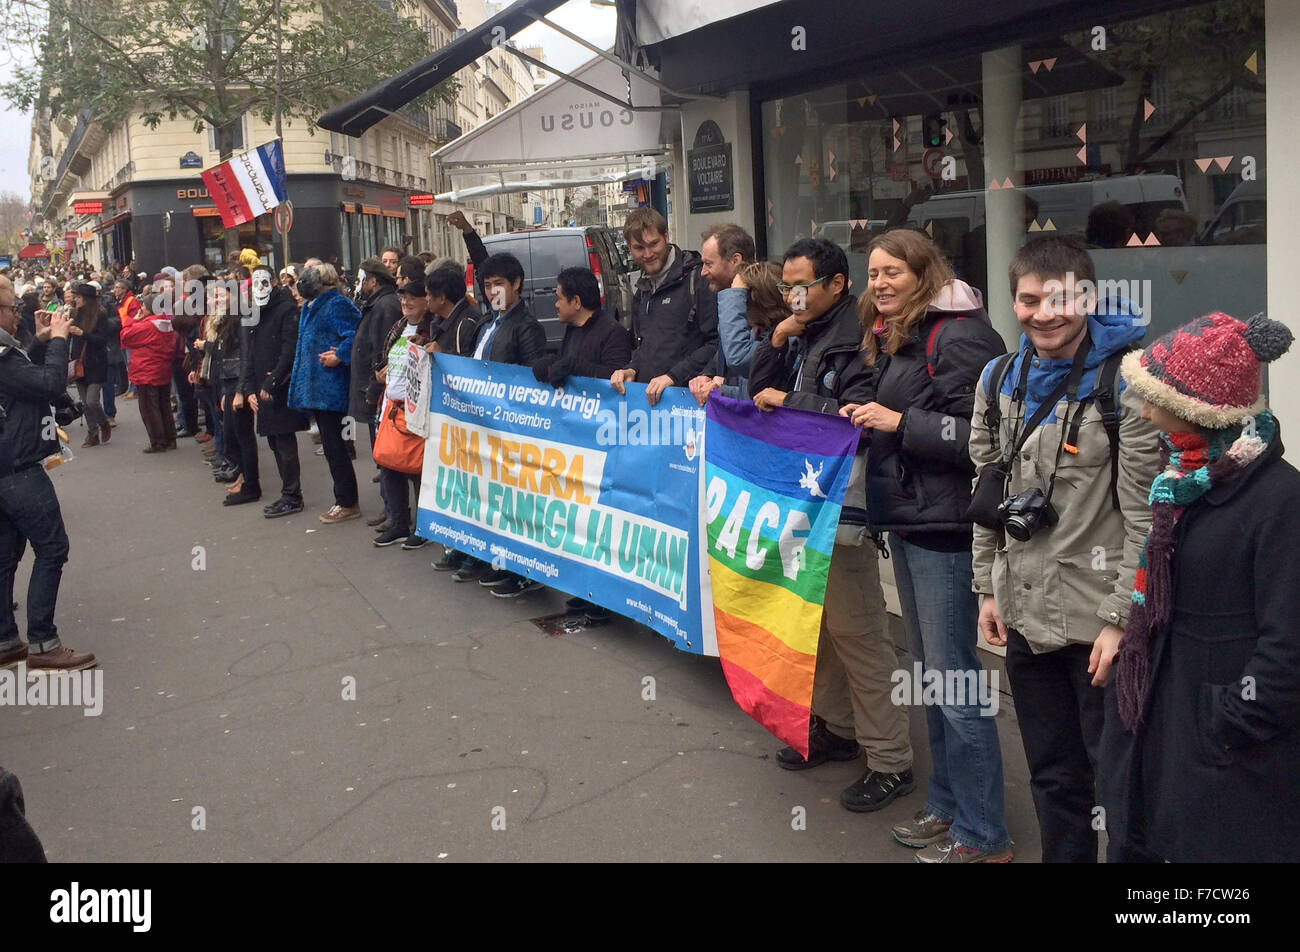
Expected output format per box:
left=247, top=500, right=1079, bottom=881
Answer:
left=432, top=52, right=671, bottom=201
left=95, top=212, right=131, bottom=232
left=634, top=0, right=784, bottom=45
left=317, top=0, right=568, bottom=137
left=17, top=242, right=49, bottom=259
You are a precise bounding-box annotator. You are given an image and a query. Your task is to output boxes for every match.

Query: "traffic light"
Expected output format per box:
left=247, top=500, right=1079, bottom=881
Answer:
left=923, top=113, right=947, bottom=148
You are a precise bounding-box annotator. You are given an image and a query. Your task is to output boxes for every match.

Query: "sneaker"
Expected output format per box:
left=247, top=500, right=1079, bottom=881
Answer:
left=264, top=499, right=304, bottom=519
left=373, top=527, right=407, bottom=547
left=451, top=561, right=484, bottom=583
left=775, top=716, right=861, bottom=770
left=195, top=432, right=213, bottom=443
left=840, top=768, right=915, bottom=813
left=477, top=568, right=512, bottom=588
left=27, top=646, right=97, bottom=671
left=366, top=514, right=389, bottom=527
left=891, top=810, right=953, bottom=848
left=401, top=535, right=428, bottom=550
left=314, top=445, right=324, bottom=456
left=0, top=642, right=28, bottom=668
left=213, top=467, right=239, bottom=483
left=491, top=576, right=541, bottom=598
left=432, top=550, right=465, bottom=572
left=319, top=505, right=361, bottom=524
left=914, top=837, right=1014, bottom=864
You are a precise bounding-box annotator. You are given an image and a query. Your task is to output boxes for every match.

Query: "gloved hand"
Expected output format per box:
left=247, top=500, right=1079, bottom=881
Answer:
left=531, top=358, right=552, bottom=383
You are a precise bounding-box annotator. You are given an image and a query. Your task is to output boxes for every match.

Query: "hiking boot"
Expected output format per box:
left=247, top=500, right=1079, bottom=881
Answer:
left=477, top=568, right=512, bottom=589
left=0, top=642, right=28, bottom=668
left=319, top=505, right=361, bottom=524
left=841, top=768, right=915, bottom=813
left=264, top=499, right=304, bottom=519
left=891, top=810, right=953, bottom=847
left=775, top=716, right=861, bottom=770
left=373, top=527, right=407, bottom=547
left=400, top=535, right=428, bottom=550
left=27, top=646, right=97, bottom=671
left=432, top=549, right=465, bottom=572
left=914, top=837, right=1014, bottom=864
left=491, top=576, right=541, bottom=598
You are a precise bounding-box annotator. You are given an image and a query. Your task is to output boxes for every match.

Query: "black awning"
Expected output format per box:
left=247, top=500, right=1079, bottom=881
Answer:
left=317, top=0, right=567, bottom=137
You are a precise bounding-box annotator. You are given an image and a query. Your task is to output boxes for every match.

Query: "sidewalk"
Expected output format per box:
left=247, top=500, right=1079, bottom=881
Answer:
left=2, top=410, right=1043, bottom=861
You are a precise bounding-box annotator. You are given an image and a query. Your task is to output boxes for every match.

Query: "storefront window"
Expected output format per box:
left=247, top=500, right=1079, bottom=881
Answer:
left=761, top=0, right=1266, bottom=342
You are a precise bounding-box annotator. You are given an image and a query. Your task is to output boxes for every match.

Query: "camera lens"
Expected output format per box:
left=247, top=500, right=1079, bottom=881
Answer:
left=1004, top=517, right=1034, bottom=542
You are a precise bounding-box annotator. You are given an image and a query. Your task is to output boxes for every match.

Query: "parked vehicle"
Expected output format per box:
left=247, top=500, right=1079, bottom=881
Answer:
left=467, top=226, right=634, bottom=348
left=1198, top=173, right=1265, bottom=245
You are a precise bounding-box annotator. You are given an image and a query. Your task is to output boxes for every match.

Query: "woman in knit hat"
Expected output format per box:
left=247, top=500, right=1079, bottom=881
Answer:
left=1099, top=311, right=1300, bottom=863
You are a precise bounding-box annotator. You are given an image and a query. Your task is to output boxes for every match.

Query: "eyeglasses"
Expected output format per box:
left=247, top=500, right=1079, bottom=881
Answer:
left=0, top=303, right=20, bottom=313
left=776, top=276, right=829, bottom=294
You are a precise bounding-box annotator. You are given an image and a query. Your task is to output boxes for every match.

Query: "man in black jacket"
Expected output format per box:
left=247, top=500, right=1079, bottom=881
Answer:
left=748, top=237, right=914, bottom=812
left=353, top=259, right=402, bottom=525
left=0, top=293, right=95, bottom=671
left=610, top=208, right=719, bottom=406
left=531, top=267, right=631, bottom=385
left=424, top=266, right=477, bottom=357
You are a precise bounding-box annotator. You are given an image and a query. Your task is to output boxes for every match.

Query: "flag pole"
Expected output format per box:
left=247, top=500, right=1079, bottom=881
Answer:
left=274, top=0, right=289, bottom=267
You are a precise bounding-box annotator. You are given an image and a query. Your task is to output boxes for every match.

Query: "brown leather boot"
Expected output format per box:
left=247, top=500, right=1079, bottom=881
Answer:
left=99, top=421, right=112, bottom=443
left=27, top=646, right=97, bottom=671
left=81, top=429, right=100, bottom=448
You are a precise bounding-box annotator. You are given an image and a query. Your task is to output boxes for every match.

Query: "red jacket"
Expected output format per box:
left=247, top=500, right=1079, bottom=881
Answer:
left=119, top=297, right=178, bottom=386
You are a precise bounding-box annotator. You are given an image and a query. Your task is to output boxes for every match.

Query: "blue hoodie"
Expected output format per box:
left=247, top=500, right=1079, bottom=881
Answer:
left=984, top=296, right=1146, bottom=421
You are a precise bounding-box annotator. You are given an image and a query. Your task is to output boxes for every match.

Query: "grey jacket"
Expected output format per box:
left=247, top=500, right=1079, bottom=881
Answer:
left=969, top=303, right=1161, bottom=653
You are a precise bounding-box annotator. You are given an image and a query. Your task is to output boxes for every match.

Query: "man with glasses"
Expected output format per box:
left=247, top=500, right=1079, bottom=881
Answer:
left=0, top=287, right=96, bottom=671
left=747, top=237, right=914, bottom=810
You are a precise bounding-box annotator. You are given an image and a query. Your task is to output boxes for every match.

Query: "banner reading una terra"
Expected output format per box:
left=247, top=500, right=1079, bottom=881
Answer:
left=416, top=354, right=715, bottom=655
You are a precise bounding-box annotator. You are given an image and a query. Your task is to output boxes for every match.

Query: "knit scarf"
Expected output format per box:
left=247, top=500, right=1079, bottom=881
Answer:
left=1116, top=409, right=1276, bottom=731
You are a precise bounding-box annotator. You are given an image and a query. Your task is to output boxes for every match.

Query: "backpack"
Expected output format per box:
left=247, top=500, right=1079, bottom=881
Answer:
left=983, top=345, right=1133, bottom=511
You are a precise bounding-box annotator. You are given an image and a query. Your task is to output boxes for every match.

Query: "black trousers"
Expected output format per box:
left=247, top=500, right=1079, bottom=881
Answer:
left=222, top=394, right=259, bottom=492
left=172, top=358, right=198, bottom=433
left=266, top=433, right=302, bottom=502
left=1004, top=629, right=1105, bottom=863
left=379, top=467, right=420, bottom=534
left=314, top=409, right=358, bottom=508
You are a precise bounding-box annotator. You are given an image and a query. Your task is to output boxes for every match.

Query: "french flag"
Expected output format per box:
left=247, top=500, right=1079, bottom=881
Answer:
left=201, top=140, right=288, bottom=228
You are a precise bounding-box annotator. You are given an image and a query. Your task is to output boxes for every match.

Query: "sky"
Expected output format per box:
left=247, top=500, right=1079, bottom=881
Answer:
left=0, top=1, right=618, bottom=205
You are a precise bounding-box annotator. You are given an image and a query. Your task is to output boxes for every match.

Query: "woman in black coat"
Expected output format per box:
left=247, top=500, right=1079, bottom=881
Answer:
left=1101, top=311, right=1300, bottom=863
left=242, top=280, right=309, bottom=518
left=70, top=283, right=111, bottom=446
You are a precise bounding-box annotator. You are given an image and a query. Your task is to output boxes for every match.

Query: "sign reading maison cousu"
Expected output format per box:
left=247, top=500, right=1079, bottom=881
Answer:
left=688, top=120, right=734, bottom=213
left=416, top=355, right=715, bottom=656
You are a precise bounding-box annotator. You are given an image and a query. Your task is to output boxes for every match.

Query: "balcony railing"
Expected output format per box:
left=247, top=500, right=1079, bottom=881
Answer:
left=399, top=102, right=431, bottom=134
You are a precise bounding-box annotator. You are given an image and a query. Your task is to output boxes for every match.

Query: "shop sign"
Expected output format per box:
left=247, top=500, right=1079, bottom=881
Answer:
left=687, top=120, right=733, bottom=213
left=410, top=193, right=434, bottom=206
left=72, top=200, right=103, bottom=215
left=176, top=187, right=211, bottom=200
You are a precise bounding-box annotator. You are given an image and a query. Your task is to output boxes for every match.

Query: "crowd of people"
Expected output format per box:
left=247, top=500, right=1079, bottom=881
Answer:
left=2, top=204, right=1297, bottom=864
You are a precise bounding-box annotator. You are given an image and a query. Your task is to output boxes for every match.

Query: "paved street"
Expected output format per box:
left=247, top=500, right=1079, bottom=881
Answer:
left=4, top=408, right=1042, bottom=862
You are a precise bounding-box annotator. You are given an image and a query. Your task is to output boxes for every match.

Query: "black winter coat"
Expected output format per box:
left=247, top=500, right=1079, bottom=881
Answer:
left=241, top=285, right=308, bottom=437
left=350, top=283, right=401, bottom=420
left=471, top=299, right=547, bottom=367
left=628, top=246, right=719, bottom=385
left=70, top=313, right=109, bottom=385
left=866, top=293, right=1006, bottom=534
left=0, top=334, right=67, bottom=472
left=534, top=313, right=632, bottom=384
left=1100, top=432, right=1300, bottom=863
left=432, top=297, right=478, bottom=357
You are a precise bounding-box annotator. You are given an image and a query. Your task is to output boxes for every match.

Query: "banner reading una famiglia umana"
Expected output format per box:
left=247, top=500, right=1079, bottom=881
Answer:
left=416, top=354, right=715, bottom=655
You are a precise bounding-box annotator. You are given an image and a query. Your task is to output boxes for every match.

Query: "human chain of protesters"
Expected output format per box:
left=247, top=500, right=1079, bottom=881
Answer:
left=2, top=205, right=1297, bottom=864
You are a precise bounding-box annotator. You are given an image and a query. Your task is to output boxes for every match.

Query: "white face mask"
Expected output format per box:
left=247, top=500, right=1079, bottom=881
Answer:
left=252, top=269, right=273, bottom=307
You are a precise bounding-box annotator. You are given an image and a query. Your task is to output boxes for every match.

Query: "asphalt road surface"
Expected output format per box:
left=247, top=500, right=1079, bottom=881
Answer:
left=3, top=408, right=1044, bottom=862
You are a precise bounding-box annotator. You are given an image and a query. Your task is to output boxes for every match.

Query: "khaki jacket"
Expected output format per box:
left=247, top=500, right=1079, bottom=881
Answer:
left=970, top=313, right=1162, bottom=653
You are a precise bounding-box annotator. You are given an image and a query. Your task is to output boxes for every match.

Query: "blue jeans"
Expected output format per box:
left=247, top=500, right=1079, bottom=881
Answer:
left=889, top=533, right=1010, bottom=852
left=0, top=465, right=70, bottom=652
left=102, top=364, right=120, bottom=417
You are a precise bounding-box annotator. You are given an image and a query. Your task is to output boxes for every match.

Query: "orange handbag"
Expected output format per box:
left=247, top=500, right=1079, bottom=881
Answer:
left=372, top=400, right=425, bottom=474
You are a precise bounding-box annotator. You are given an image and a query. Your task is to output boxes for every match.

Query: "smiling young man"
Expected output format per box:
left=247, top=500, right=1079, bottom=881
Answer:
left=609, top=208, right=718, bottom=407
left=746, top=237, right=914, bottom=812
left=969, top=236, right=1161, bottom=862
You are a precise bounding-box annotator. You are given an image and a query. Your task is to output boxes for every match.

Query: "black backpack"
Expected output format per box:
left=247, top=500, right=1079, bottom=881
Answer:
left=983, top=345, right=1133, bottom=511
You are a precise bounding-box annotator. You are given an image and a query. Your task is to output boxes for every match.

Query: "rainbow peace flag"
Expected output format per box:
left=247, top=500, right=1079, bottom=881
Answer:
left=703, top=395, right=862, bottom=756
